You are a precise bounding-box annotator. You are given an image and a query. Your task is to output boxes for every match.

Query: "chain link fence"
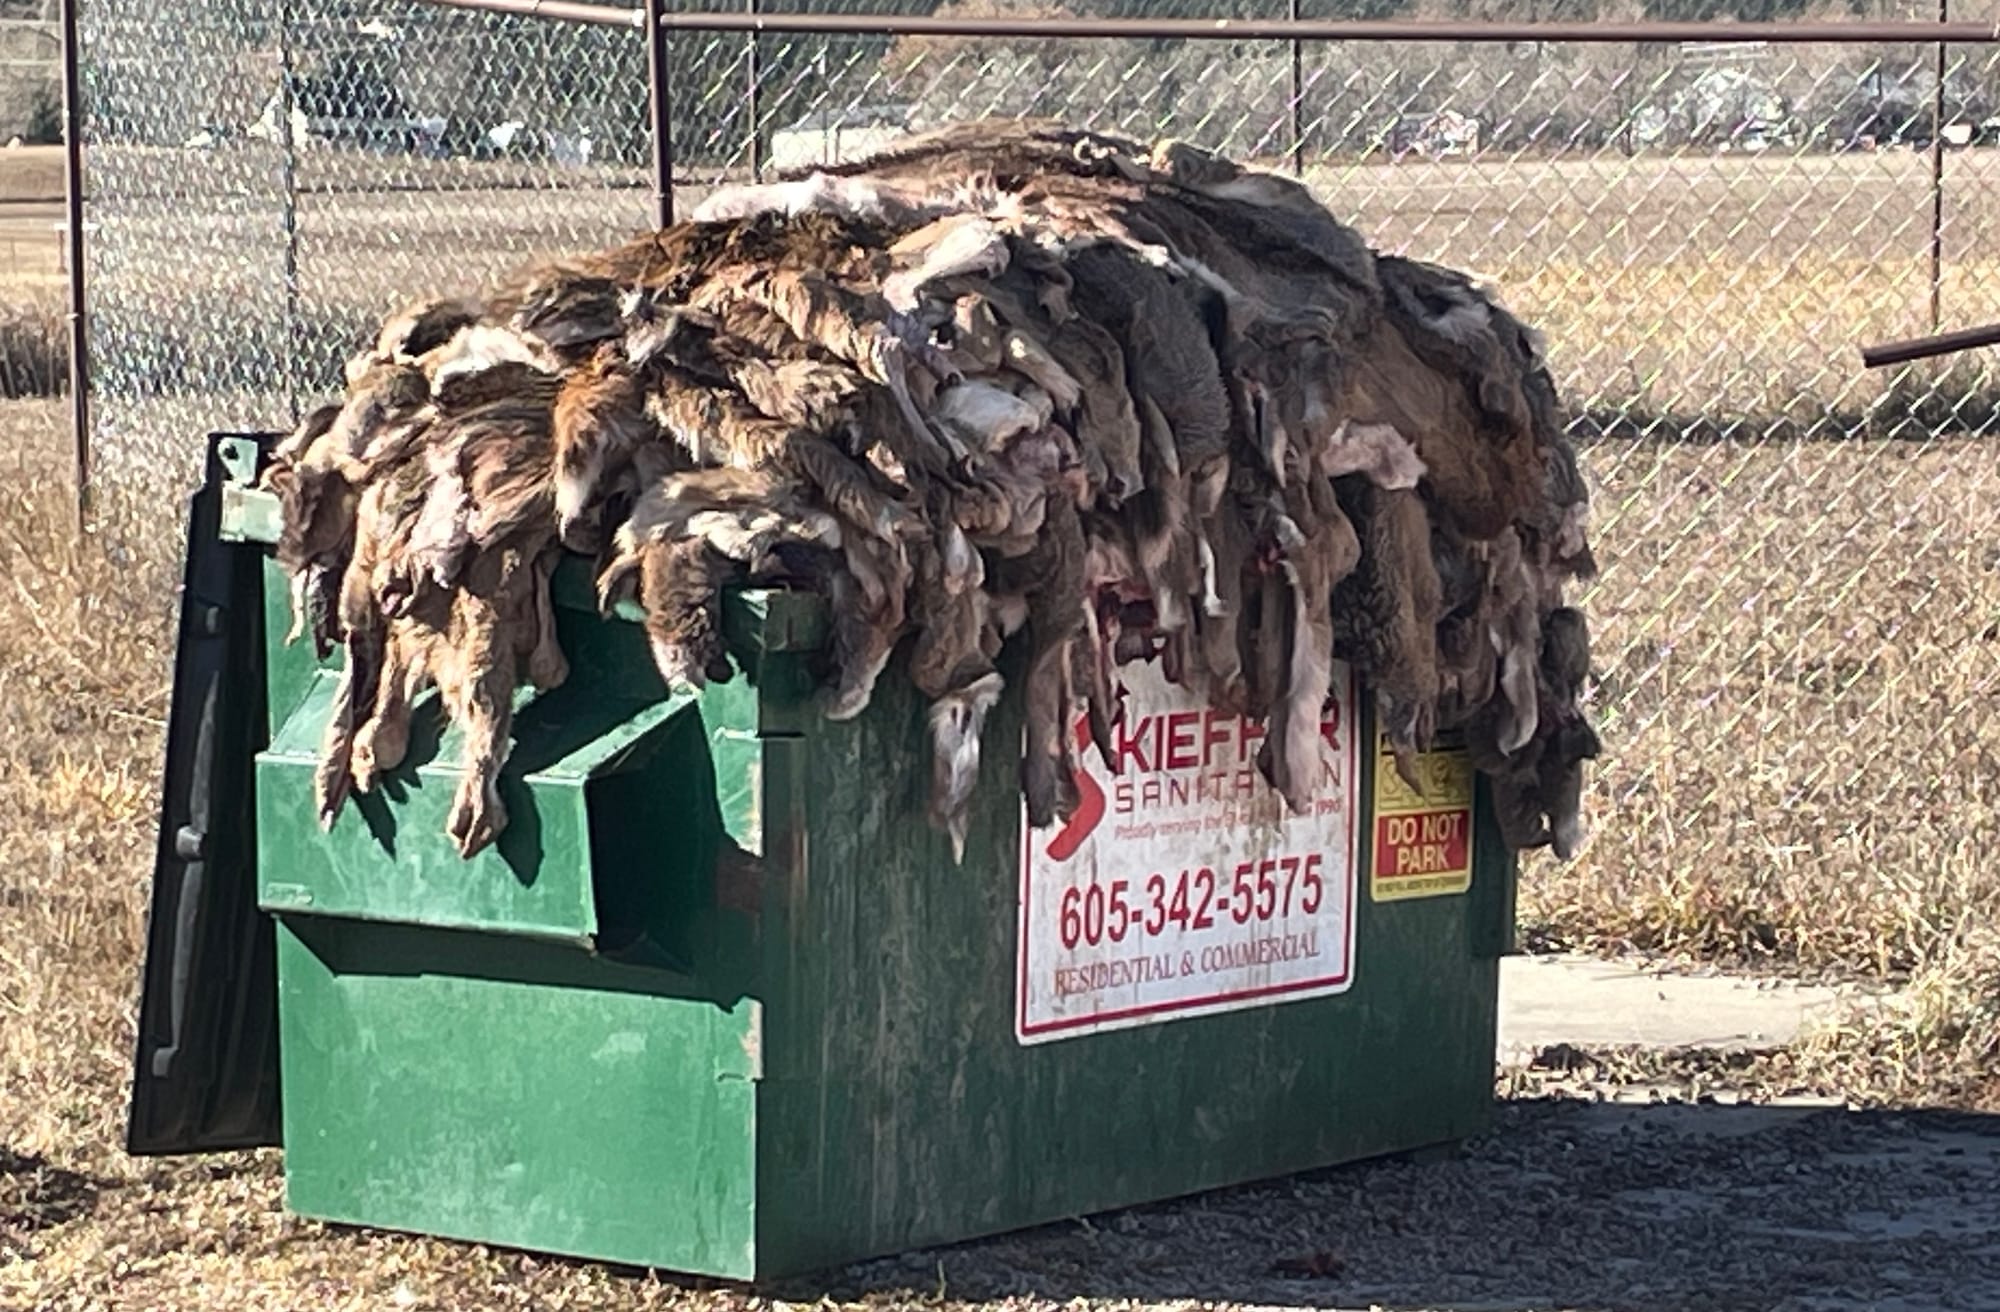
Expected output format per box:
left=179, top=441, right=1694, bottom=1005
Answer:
left=69, top=1, right=2000, bottom=946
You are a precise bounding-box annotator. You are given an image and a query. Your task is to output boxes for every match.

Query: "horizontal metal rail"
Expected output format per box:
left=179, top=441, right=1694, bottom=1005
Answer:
left=416, top=0, right=639, bottom=27
left=1861, top=323, right=2000, bottom=368
left=411, top=0, right=2000, bottom=43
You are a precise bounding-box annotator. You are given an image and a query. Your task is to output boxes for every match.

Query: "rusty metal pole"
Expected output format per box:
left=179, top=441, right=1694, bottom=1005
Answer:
left=59, top=0, right=90, bottom=534
left=278, top=8, right=302, bottom=424
left=1929, top=0, right=1948, bottom=332
left=1861, top=320, right=2000, bottom=368
left=645, top=0, right=675, bottom=226
left=401, top=3, right=2000, bottom=45
left=747, top=0, right=762, bottom=179
left=1288, top=0, right=1304, bottom=176
left=644, top=11, right=2000, bottom=44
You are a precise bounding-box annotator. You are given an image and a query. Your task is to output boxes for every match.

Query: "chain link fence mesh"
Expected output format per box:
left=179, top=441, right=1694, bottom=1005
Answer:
left=69, top=1, right=2000, bottom=948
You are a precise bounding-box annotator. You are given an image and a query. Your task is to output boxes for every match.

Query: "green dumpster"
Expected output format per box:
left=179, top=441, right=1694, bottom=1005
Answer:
left=127, top=432, right=1517, bottom=1282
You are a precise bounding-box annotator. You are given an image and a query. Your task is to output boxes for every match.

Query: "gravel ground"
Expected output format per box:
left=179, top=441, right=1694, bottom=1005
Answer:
left=821, top=1097, right=2000, bottom=1312
left=11, top=1084, right=1999, bottom=1309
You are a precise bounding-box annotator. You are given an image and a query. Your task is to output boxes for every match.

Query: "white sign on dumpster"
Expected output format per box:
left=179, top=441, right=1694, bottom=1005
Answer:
left=1015, top=659, right=1361, bottom=1044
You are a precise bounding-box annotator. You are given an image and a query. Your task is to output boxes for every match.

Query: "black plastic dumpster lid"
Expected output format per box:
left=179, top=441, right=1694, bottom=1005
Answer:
left=125, top=433, right=283, bottom=1155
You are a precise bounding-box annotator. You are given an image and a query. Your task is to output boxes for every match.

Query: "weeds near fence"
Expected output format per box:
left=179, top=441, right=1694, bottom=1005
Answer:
left=0, top=402, right=169, bottom=1213
left=0, top=294, right=64, bottom=399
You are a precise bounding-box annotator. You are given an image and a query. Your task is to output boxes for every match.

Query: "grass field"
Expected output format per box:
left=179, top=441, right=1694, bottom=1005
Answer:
left=9, top=144, right=2000, bottom=445
left=0, top=144, right=64, bottom=204
left=0, top=145, right=65, bottom=300
left=8, top=138, right=2000, bottom=1304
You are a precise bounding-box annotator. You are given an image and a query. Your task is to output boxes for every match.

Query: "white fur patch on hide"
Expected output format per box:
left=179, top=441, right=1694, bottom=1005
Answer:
left=689, top=173, right=891, bottom=224
left=928, top=671, right=1008, bottom=865
left=940, top=521, right=984, bottom=595
left=552, top=461, right=597, bottom=532
left=1323, top=420, right=1428, bottom=490
left=285, top=568, right=311, bottom=646
left=1276, top=557, right=1334, bottom=814
left=993, top=594, right=1030, bottom=637
left=934, top=379, right=1043, bottom=450
left=1197, top=532, right=1225, bottom=618
left=423, top=325, right=542, bottom=386
left=883, top=216, right=1010, bottom=313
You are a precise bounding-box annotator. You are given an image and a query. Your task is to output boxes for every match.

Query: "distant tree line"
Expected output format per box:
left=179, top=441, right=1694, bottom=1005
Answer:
left=0, top=12, right=59, bottom=144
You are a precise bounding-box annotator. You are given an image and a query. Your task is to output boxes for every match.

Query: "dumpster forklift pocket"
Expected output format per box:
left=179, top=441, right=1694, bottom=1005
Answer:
left=255, top=666, right=716, bottom=964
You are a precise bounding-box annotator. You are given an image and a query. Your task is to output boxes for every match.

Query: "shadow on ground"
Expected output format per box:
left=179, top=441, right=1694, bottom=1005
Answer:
left=1, top=1145, right=107, bottom=1258
left=803, top=1099, right=2000, bottom=1312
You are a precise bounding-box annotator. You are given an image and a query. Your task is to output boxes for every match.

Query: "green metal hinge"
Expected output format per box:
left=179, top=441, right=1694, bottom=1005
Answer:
left=216, top=435, right=281, bottom=545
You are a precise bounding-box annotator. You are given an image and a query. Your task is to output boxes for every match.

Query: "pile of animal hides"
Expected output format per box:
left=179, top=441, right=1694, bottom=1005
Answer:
left=265, top=118, right=1601, bottom=866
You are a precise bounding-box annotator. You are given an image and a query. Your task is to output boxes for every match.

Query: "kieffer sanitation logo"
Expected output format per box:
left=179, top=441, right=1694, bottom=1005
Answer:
left=1015, top=660, right=1361, bottom=1044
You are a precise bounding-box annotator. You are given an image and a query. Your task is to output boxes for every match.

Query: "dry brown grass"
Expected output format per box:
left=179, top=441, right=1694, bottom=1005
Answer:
left=0, top=146, right=65, bottom=204
left=0, top=291, right=63, bottom=397
left=0, top=145, right=67, bottom=308
left=1521, top=434, right=2000, bottom=981
left=0, top=400, right=181, bottom=1302
left=0, top=402, right=169, bottom=1157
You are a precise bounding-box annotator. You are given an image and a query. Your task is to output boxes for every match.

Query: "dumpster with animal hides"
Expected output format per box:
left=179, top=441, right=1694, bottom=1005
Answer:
left=124, top=120, right=1601, bottom=1281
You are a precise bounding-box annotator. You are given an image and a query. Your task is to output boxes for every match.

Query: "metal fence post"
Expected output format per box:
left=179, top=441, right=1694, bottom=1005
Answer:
left=1289, top=0, right=1304, bottom=176
left=59, top=0, right=89, bottom=534
left=646, top=0, right=675, bottom=226
left=1929, top=0, right=1948, bottom=333
left=278, top=7, right=302, bottom=424
left=747, top=0, right=762, bottom=179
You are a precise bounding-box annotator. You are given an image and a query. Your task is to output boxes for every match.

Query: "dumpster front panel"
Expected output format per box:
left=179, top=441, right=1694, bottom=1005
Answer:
left=275, top=917, right=761, bottom=1278
left=750, top=646, right=1508, bottom=1277
left=248, top=554, right=1510, bottom=1281
left=253, top=594, right=703, bottom=948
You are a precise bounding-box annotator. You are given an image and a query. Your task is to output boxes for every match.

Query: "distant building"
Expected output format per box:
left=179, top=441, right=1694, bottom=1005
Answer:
left=769, top=103, right=915, bottom=171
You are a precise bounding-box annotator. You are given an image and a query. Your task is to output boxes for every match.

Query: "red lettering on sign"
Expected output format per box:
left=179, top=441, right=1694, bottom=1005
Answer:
left=1044, top=716, right=1106, bottom=862
left=1374, top=809, right=1470, bottom=879
left=1100, top=695, right=1348, bottom=783
left=1203, top=710, right=1232, bottom=767
left=1114, top=714, right=1153, bottom=773
left=1237, top=718, right=1266, bottom=758
left=1319, top=701, right=1343, bottom=753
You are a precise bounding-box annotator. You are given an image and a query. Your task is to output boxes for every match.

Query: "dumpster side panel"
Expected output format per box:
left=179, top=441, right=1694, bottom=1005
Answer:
left=752, top=659, right=1502, bottom=1277
left=275, top=918, right=761, bottom=1278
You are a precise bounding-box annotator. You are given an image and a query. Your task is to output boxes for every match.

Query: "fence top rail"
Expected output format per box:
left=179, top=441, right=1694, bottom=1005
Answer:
left=410, top=0, right=2000, bottom=44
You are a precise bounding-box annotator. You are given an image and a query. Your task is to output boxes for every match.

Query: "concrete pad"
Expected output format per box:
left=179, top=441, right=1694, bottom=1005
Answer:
left=840, top=1099, right=2000, bottom=1312
left=1497, top=951, right=1866, bottom=1059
